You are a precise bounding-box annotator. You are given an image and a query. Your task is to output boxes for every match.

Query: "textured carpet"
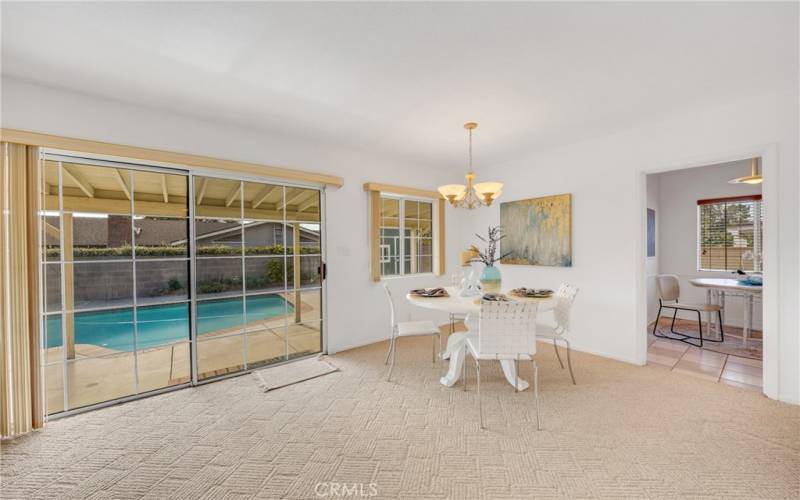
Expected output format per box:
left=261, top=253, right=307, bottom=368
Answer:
left=1, top=337, right=797, bottom=499
left=253, top=356, right=339, bottom=392
left=652, top=317, right=763, bottom=359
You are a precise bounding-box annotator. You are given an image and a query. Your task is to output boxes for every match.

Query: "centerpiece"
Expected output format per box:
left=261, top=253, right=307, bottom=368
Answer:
left=470, top=226, right=510, bottom=294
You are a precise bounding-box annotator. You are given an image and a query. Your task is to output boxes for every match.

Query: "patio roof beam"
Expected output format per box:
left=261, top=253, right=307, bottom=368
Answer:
left=297, top=195, right=319, bottom=213
left=62, top=164, right=95, bottom=198
left=252, top=185, right=279, bottom=209
left=113, top=169, right=131, bottom=200
left=160, top=174, right=169, bottom=203
left=195, top=177, right=208, bottom=206
left=280, top=189, right=311, bottom=211
left=224, top=183, right=241, bottom=207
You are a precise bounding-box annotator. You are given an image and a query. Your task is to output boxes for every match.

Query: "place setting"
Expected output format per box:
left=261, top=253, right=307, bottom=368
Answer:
left=408, top=287, right=450, bottom=298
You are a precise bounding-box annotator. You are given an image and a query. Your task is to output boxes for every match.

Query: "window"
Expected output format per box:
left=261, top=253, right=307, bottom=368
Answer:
left=365, top=182, right=445, bottom=281
left=698, top=195, right=762, bottom=272
left=379, top=196, right=433, bottom=277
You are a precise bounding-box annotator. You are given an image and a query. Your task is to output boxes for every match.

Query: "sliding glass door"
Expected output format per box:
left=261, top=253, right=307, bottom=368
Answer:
left=42, top=155, right=324, bottom=415
left=193, top=176, right=323, bottom=379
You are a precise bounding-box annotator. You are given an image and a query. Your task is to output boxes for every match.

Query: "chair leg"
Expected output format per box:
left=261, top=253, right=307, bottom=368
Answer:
left=562, top=338, right=576, bottom=385
left=383, top=335, right=394, bottom=365
left=533, top=360, right=541, bottom=431
left=387, top=335, right=398, bottom=382
left=463, top=348, right=467, bottom=392
left=652, top=306, right=664, bottom=338
left=552, top=337, right=565, bottom=369
left=476, top=357, right=483, bottom=429
left=696, top=311, right=704, bottom=348
left=717, top=310, right=725, bottom=342
left=670, top=310, right=678, bottom=334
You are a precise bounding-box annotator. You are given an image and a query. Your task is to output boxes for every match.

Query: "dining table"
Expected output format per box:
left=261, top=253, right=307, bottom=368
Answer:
left=689, top=278, right=762, bottom=345
left=406, top=286, right=555, bottom=391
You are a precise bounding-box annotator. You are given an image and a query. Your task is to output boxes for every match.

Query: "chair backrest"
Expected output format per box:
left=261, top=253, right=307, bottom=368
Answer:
left=477, top=301, right=538, bottom=357
left=382, top=282, right=396, bottom=328
left=656, top=274, right=680, bottom=302
left=553, top=283, right=579, bottom=332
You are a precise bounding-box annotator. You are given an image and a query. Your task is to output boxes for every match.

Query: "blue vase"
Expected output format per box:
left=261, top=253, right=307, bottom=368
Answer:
left=480, top=265, right=502, bottom=293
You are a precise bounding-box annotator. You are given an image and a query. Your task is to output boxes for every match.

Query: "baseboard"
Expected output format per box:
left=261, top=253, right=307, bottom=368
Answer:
left=328, top=336, right=391, bottom=355
left=561, top=343, right=644, bottom=366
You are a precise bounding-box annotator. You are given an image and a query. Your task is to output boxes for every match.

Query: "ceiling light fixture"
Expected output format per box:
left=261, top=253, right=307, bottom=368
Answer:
left=728, top=158, right=763, bottom=185
left=438, top=122, right=502, bottom=209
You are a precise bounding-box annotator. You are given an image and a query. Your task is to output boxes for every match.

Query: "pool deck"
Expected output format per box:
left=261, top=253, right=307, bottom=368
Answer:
left=45, top=289, right=322, bottom=413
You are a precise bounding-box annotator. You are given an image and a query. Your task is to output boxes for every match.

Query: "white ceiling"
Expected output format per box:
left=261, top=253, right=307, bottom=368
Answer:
left=2, top=2, right=797, bottom=170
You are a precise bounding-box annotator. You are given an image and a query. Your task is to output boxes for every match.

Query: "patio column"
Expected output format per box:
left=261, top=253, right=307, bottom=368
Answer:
left=293, top=223, right=301, bottom=323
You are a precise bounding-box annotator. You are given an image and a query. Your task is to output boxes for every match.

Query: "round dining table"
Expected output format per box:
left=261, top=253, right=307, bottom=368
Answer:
left=406, top=286, right=555, bottom=391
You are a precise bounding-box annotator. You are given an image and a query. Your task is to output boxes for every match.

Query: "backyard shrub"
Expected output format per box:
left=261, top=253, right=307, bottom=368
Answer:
left=44, top=243, right=321, bottom=259
left=147, top=276, right=185, bottom=297
left=197, top=275, right=242, bottom=294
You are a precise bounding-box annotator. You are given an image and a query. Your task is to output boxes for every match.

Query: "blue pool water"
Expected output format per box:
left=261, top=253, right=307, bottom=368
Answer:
left=45, top=295, right=292, bottom=351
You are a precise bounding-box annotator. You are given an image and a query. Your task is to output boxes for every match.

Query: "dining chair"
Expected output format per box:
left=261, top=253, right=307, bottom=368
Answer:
left=652, top=274, right=724, bottom=347
left=383, top=283, right=441, bottom=382
left=464, top=300, right=540, bottom=430
left=535, top=283, right=579, bottom=385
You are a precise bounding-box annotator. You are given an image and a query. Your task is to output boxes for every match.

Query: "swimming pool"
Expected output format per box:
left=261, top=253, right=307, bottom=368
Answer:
left=45, top=295, right=292, bottom=352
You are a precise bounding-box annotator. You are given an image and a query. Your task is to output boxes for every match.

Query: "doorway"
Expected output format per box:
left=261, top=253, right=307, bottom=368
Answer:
left=642, top=157, right=766, bottom=391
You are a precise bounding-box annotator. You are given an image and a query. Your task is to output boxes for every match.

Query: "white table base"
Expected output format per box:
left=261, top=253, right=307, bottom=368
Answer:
left=439, top=332, right=529, bottom=391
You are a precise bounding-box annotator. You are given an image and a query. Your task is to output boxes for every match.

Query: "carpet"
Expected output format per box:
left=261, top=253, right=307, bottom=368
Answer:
left=652, top=317, right=763, bottom=359
left=1, top=337, right=796, bottom=499
left=253, top=355, right=339, bottom=392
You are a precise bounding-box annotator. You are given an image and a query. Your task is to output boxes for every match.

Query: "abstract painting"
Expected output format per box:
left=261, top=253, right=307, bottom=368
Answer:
left=647, top=208, right=656, bottom=257
left=500, top=193, right=572, bottom=267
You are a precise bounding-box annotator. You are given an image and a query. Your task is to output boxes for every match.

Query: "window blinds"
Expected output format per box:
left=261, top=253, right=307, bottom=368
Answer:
left=697, top=195, right=762, bottom=272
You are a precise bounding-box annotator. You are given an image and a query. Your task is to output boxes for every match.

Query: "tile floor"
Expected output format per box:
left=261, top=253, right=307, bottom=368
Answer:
left=646, top=336, right=763, bottom=391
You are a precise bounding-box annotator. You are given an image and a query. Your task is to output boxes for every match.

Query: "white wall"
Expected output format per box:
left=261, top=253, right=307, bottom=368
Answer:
left=645, top=174, right=660, bottom=323
left=651, top=161, right=762, bottom=330
left=454, top=86, right=798, bottom=404
left=0, top=78, right=465, bottom=355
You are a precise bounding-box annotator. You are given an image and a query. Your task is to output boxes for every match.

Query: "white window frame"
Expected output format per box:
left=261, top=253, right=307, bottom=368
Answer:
left=696, top=197, right=763, bottom=273
left=379, top=194, right=435, bottom=278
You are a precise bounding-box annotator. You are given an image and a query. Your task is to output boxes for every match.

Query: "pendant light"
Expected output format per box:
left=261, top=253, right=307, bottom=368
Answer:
left=728, top=158, right=763, bottom=184
left=437, top=122, right=503, bottom=209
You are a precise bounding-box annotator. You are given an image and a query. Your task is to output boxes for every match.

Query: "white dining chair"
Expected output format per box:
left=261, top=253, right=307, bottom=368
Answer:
left=536, top=283, right=579, bottom=385
left=653, top=274, right=724, bottom=347
left=464, top=300, right=540, bottom=430
left=383, top=283, right=441, bottom=382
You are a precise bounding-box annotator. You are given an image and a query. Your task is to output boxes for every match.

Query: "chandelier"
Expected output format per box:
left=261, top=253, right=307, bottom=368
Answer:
left=438, top=122, right=503, bottom=209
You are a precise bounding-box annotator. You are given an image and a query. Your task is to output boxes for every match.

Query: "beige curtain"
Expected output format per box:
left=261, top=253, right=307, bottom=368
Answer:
left=1, top=142, right=43, bottom=438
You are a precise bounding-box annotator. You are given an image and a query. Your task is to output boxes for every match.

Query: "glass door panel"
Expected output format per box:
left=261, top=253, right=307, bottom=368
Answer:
left=194, top=176, right=246, bottom=380
left=41, top=156, right=192, bottom=415
left=133, top=170, right=191, bottom=392
left=285, top=191, right=322, bottom=359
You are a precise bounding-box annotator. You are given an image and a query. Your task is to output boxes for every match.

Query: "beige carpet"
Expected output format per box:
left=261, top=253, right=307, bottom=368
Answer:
left=1, top=337, right=798, bottom=499
left=253, top=356, right=339, bottom=392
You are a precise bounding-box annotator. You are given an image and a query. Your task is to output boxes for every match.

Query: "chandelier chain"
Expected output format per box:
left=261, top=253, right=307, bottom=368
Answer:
left=468, top=127, right=473, bottom=171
